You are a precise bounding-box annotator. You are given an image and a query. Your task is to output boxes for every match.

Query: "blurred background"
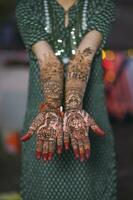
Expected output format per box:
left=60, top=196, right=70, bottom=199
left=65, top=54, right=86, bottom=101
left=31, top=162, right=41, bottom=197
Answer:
left=0, top=0, right=133, bottom=199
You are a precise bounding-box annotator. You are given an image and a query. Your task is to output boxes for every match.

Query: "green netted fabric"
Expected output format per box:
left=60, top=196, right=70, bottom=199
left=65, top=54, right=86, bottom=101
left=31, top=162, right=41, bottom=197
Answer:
left=15, top=0, right=117, bottom=200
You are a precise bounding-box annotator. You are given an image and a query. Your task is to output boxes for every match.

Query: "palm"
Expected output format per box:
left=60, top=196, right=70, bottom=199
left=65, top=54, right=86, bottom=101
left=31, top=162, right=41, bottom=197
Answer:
left=63, top=110, right=105, bottom=161
left=21, top=110, right=63, bottom=161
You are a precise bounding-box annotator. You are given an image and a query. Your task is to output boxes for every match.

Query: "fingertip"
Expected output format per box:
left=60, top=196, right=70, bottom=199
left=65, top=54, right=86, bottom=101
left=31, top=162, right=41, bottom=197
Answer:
left=64, top=142, right=69, bottom=150
left=85, top=149, right=90, bottom=160
left=79, top=151, right=85, bottom=162
left=48, top=152, right=54, bottom=161
left=74, top=149, right=79, bottom=160
left=36, top=151, right=42, bottom=160
left=98, top=129, right=106, bottom=137
left=57, top=145, right=63, bottom=154
left=80, top=155, right=85, bottom=162
left=20, top=133, right=30, bottom=142
left=43, top=153, right=48, bottom=161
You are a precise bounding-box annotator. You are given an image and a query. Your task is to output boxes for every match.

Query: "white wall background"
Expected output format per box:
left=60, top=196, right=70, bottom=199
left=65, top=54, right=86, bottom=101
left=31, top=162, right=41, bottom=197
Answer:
left=0, top=65, right=29, bottom=132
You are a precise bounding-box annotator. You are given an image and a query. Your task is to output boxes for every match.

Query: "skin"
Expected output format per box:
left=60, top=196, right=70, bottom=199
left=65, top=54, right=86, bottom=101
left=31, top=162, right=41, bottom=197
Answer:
left=64, top=48, right=105, bottom=162
left=22, top=0, right=104, bottom=162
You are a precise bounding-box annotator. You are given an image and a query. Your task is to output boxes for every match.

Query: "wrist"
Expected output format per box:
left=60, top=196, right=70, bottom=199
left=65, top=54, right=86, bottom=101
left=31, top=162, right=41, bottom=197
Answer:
left=65, top=90, right=83, bottom=111
left=39, top=102, right=64, bottom=116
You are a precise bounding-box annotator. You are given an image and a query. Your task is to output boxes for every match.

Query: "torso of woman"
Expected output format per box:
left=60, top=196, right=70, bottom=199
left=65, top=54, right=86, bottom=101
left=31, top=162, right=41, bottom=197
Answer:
left=56, top=0, right=78, bottom=27
left=19, top=1, right=117, bottom=200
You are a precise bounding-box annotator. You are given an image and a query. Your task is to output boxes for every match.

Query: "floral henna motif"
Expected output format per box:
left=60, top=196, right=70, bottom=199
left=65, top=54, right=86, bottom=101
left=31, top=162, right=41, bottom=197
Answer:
left=21, top=54, right=64, bottom=162
left=64, top=48, right=105, bottom=162
left=65, top=48, right=94, bottom=110
left=21, top=108, right=63, bottom=161
left=63, top=109, right=105, bottom=161
left=40, top=54, right=64, bottom=108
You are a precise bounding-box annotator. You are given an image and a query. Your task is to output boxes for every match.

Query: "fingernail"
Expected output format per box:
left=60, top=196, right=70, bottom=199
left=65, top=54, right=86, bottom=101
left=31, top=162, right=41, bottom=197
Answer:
left=58, top=145, right=63, bottom=154
left=43, top=153, right=48, bottom=161
left=96, top=127, right=105, bottom=136
left=85, top=149, right=90, bottom=159
left=74, top=149, right=79, bottom=160
left=75, top=155, right=79, bottom=160
left=64, top=142, right=69, bottom=150
left=48, top=152, right=54, bottom=161
left=36, top=152, right=41, bottom=160
left=21, top=133, right=30, bottom=142
left=80, top=155, right=85, bottom=162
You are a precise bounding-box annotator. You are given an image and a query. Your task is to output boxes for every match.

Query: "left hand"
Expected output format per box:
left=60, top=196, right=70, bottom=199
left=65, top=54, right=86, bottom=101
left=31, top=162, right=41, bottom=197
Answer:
left=63, top=109, right=105, bottom=161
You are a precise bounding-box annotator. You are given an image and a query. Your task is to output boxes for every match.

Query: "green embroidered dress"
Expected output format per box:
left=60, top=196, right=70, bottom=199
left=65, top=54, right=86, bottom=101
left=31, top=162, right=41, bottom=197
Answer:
left=16, top=0, right=117, bottom=200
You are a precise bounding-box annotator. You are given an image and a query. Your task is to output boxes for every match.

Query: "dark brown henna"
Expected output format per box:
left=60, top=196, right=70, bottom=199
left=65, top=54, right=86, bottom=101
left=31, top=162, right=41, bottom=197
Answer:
left=64, top=48, right=105, bottom=162
left=21, top=108, right=63, bottom=161
left=21, top=54, right=64, bottom=162
left=63, top=110, right=105, bottom=161
left=65, top=48, right=93, bottom=110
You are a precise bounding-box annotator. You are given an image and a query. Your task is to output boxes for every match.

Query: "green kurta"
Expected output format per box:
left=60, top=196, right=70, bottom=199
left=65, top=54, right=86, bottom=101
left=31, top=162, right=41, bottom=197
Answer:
left=16, top=0, right=117, bottom=199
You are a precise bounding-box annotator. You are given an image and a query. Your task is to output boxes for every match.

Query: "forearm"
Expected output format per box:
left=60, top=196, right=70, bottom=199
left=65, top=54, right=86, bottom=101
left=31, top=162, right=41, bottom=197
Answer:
left=41, top=56, right=63, bottom=109
left=33, top=41, right=64, bottom=109
left=77, top=30, right=103, bottom=58
left=65, top=30, right=103, bottom=110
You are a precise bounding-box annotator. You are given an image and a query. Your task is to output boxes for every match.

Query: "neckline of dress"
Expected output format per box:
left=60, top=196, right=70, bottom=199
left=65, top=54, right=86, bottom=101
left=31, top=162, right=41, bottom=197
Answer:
left=50, top=0, right=83, bottom=13
left=55, top=0, right=79, bottom=12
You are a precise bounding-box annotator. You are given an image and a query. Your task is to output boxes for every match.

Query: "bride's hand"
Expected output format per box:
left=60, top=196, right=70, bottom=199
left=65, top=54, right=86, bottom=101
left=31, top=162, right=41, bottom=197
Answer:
left=63, top=109, right=105, bottom=162
left=21, top=106, right=63, bottom=161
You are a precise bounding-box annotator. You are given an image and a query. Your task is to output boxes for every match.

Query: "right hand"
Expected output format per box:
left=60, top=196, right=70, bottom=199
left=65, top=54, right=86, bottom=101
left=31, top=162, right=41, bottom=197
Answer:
left=21, top=105, right=64, bottom=161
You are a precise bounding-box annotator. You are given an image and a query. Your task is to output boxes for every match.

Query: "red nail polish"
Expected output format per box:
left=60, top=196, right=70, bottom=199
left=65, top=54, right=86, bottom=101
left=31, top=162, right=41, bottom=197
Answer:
left=21, top=133, right=30, bottom=142
left=85, top=149, right=90, bottom=159
left=64, top=142, right=69, bottom=150
left=96, top=127, right=105, bottom=136
left=80, top=154, right=85, bottom=162
left=43, top=153, right=48, bottom=161
left=36, top=152, right=41, bottom=160
left=48, top=152, right=54, bottom=161
left=74, top=149, right=79, bottom=160
left=58, top=145, right=63, bottom=154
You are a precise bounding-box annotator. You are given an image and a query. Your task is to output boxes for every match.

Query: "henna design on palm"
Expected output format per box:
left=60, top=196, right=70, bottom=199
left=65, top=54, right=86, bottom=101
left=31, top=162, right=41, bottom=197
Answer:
left=21, top=54, right=64, bottom=162
left=63, top=48, right=105, bottom=162
left=21, top=109, right=63, bottom=161
left=63, top=109, right=105, bottom=162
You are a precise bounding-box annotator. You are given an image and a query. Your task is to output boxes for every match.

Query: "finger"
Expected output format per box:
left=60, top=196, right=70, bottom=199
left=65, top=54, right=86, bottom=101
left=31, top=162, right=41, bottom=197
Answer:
left=42, top=140, right=49, bottom=161
left=82, top=133, right=91, bottom=160
left=20, top=128, right=34, bottom=142
left=48, top=140, right=56, bottom=161
left=57, top=130, right=63, bottom=155
left=71, top=137, right=79, bottom=160
left=88, top=116, right=105, bottom=136
left=64, top=131, right=70, bottom=150
left=21, top=113, right=44, bottom=142
left=63, top=113, right=70, bottom=150
left=36, top=139, right=43, bottom=160
left=78, top=138, right=85, bottom=162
